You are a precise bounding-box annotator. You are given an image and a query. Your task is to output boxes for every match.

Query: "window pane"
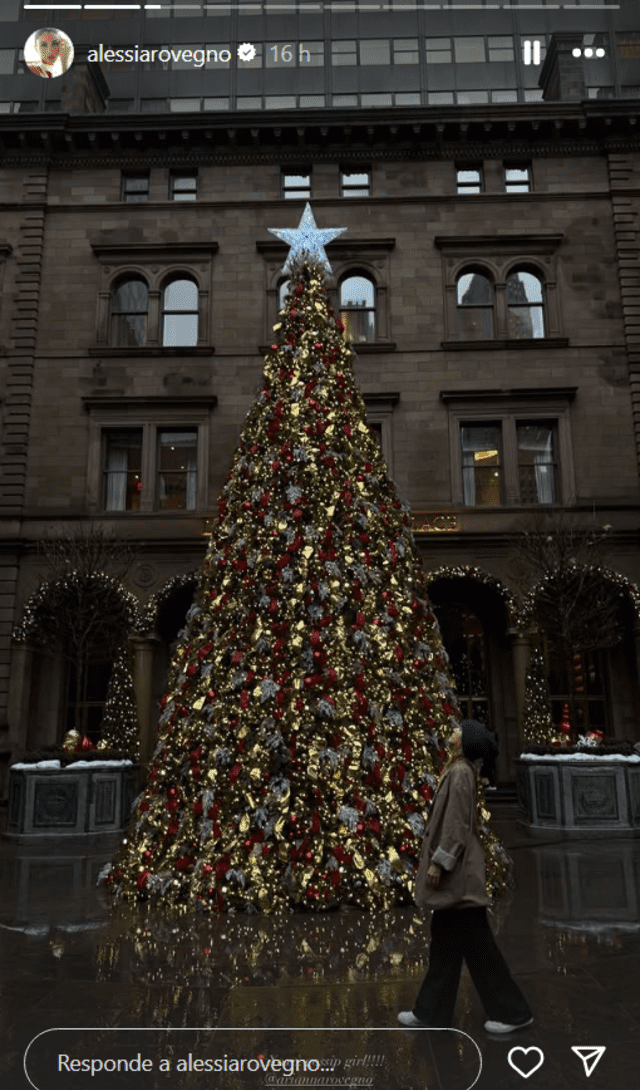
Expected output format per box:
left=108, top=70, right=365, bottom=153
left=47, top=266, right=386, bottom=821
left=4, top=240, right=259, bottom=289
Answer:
left=104, top=430, right=143, bottom=511
left=112, top=279, right=148, bottom=313
left=461, top=425, right=502, bottom=507
left=164, top=278, right=198, bottom=311
left=340, top=275, right=375, bottom=308
left=507, top=271, right=543, bottom=304
left=341, top=309, right=376, bottom=343
left=517, top=422, right=556, bottom=505
left=163, top=314, right=198, bottom=347
left=171, top=173, right=197, bottom=200
left=457, top=272, right=492, bottom=306
left=454, top=37, right=486, bottom=63
left=278, top=280, right=290, bottom=308
left=360, top=40, right=390, bottom=65
left=158, top=430, right=197, bottom=510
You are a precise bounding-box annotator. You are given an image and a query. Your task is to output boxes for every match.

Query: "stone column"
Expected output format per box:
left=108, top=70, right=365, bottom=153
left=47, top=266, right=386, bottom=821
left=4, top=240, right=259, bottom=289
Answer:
left=7, top=640, right=35, bottom=754
left=509, top=628, right=531, bottom=749
left=131, top=635, right=159, bottom=774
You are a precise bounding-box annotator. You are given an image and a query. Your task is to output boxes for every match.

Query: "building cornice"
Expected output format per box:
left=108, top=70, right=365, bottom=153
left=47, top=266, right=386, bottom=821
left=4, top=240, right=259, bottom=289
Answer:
left=0, top=102, right=638, bottom=166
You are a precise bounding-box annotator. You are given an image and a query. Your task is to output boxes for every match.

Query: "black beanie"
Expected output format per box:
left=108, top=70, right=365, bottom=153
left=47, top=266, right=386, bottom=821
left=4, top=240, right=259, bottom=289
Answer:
left=460, top=719, right=499, bottom=763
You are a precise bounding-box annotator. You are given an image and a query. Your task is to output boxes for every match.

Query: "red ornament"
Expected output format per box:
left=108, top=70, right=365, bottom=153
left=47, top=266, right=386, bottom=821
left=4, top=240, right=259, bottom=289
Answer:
left=136, top=870, right=151, bottom=890
left=202, top=864, right=213, bottom=876
left=80, top=735, right=95, bottom=751
left=559, top=703, right=572, bottom=736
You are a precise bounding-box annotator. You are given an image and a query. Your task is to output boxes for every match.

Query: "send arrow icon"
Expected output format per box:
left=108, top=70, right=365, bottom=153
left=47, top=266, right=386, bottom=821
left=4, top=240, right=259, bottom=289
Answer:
left=571, top=1047, right=606, bottom=1077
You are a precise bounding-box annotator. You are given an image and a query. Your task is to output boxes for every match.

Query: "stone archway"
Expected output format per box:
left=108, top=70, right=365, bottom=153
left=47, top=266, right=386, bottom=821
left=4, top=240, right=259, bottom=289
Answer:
left=425, top=565, right=520, bottom=780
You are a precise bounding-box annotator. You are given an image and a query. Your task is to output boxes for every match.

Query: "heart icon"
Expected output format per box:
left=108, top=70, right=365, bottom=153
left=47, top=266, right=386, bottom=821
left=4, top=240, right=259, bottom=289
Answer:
left=507, top=1047, right=545, bottom=1079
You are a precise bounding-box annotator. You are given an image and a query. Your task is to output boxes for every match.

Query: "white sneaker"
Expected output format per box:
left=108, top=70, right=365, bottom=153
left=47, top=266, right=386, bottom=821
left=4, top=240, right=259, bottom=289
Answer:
left=397, top=1011, right=427, bottom=1027
left=484, top=1017, right=533, bottom=1034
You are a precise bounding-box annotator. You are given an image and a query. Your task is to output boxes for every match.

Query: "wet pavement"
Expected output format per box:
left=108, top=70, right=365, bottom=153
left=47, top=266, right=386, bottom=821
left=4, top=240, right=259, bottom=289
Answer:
left=1, top=806, right=639, bottom=1090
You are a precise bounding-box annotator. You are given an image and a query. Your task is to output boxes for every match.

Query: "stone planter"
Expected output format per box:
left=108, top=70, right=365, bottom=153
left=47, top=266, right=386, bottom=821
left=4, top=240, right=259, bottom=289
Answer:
left=516, top=754, right=640, bottom=837
left=5, top=760, right=139, bottom=840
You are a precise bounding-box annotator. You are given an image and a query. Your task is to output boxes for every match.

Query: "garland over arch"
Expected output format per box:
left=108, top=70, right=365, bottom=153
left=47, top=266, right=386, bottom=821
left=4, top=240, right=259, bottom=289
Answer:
left=141, top=570, right=200, bottom=636
left=424, top=564, right=518, bottom=625
left=13, top=573, right=143, bottom=646
left=518, top=564, right=640, bottom=633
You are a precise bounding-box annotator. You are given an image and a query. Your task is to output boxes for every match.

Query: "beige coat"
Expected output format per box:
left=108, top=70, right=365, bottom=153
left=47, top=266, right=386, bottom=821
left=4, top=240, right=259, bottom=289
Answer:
left=414, top=758, right=490, bottom=911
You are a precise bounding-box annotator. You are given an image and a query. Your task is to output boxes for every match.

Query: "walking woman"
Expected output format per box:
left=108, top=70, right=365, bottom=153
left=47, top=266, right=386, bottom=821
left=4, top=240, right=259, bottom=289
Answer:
left=398, top=721, right=533, bottom=1034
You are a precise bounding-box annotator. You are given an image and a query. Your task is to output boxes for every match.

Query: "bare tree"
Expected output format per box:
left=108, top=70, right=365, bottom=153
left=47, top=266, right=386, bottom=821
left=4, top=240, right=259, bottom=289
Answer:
left=514, top=513, right=624, bottom=732
left=30, top=525, right=139, bottom=736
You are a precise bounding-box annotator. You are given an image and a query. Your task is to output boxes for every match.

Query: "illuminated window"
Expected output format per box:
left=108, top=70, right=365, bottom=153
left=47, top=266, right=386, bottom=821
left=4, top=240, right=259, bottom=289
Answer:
left=122, top=173, right=149, bottom=202
left=158, top=430, right=198, bottom=511
left=461, top=424, right=502, bottom=507
left=162, top=277, right=199, bottom=347
left=340, top=273, right=377, bottom=343
left=456, top=271, right=494, bottom=340
left=169, top=170, right=197, bottom=201
left=110, top=277, right=148, bottom=346
left=103, top=429, right=143, bottom=511
left=507, top=270, right=545, bottom=339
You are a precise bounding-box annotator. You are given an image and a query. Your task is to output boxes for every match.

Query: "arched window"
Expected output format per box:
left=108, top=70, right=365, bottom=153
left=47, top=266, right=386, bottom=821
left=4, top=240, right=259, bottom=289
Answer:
left=110, top=277, right=148, bottom=346
left=277, top=278, right=290, bottom=309
left=162, top=276, right=199, bottom=347
left=507, top=270, right=545, bottom=339
left=456, top=270, right=494, bottom=340
left=339, top=272, right=376, bottom=343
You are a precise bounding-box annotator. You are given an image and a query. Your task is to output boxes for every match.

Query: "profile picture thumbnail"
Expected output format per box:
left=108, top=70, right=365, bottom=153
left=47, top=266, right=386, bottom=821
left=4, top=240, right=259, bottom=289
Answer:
left=25, top=27, right=74, bottom=80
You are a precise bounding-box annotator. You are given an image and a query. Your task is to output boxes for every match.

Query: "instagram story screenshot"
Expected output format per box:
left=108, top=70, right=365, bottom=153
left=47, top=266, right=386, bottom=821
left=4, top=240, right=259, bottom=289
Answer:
left=0, top=0, right=639, bottom=1087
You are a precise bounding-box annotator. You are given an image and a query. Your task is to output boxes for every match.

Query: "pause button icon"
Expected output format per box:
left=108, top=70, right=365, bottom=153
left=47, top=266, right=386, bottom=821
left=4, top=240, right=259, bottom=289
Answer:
left=523, top=40, right=541, bottom=66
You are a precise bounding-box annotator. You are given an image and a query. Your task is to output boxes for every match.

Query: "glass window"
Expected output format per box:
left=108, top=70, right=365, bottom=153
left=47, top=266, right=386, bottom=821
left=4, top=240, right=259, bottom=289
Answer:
left=361, top=93, right=392, bottom=107
left=488, top=36, right=514, bottom=62
left=162, top=278, right=199, bottom=347
left=456, top=91, right=489, bottom=105
left=0, top=50, right=15, bottom=75
left=169, top=170, right=197, bottom=201
left=278, top=279, right=290, bottom=309
left=360, top=40, right=390, bottom=65
left=456, top=272, right=494, bottom=340
left=507, top=270, right=545, bottom=339
left=265, top=96, right=296, bottom=109
left=332, top=41, right=357, bottom=65
left=169, top=98, right=201, bottom=112
left=110, top=278, right=148, bottom=346
left=456, top=166, right=483, bottom=194
left=504, top=165, right=531, bottom=193
left=517, top=422, right=557, bottom=505
left=122, top=173, right=149, bottom=202
left=103, top=429, right=143, bottom=511
left=454, top=37, right=486, bottom=63
left=341, top=170, right=371, bottom=197
left=282, top=171, right=311, bottom=199
left=461, top=424, right=502, bottom=507
left=429, top=92, right=454, bottom=105
left=340, top=274, right=376, bottom=343
left=426, top=38, right=451, bottom=64
left=393, top=39, right=419, bottom=64
left=204, top=97, right=230, bottom=110
left=158, top=430, right=198, bottom=511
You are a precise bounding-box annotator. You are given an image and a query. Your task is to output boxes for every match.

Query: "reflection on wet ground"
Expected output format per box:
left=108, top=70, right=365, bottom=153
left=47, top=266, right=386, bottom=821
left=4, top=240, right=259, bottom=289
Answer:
left=1, top=807, right=639, bottom=1090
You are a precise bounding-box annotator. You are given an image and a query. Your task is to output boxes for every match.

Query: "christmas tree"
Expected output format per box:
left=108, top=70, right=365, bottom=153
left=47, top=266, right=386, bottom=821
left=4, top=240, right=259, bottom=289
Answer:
left=100, top=643, right=140, bottom=759
left=522, top=643, right=554, bottom=747
left=105, top=206, right=507, bottom=913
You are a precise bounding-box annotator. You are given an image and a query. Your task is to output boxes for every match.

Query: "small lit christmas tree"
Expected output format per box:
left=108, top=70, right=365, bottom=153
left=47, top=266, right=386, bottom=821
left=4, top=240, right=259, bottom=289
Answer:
left=105, top=206, right=510, bottom=912
left=522, top=642, right=554, bottom=747
left=100, top=643, right=140, bottom=759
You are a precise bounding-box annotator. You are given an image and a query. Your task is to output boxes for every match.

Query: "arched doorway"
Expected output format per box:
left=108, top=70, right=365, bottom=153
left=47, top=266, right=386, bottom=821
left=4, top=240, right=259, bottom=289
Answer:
left=426, top=573, right=517, bottom=781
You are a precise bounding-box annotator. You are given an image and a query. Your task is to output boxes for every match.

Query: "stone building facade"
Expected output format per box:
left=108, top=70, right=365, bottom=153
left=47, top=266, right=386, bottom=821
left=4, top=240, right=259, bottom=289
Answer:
left=0, top=42, right=639, bottom=791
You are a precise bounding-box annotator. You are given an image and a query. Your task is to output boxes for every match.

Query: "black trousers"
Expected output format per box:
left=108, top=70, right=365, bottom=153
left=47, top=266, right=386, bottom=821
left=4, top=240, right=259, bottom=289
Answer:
left=413, top=906, right=532, bottom=1027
